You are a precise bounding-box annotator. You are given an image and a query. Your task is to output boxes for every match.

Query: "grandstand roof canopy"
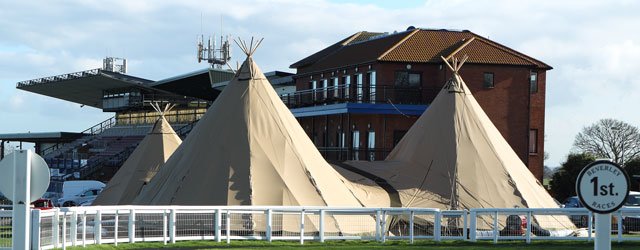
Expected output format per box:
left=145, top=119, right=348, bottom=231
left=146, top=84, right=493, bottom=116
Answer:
left=151, top=68, right=234, bottom=101
left=0, top=132, right=84, bottom=143
left=16, top=69, right=155, bottom=109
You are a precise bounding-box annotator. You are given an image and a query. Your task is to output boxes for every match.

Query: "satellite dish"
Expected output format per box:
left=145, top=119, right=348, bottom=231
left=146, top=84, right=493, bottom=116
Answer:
left=0, top=150, right=51, bottom=203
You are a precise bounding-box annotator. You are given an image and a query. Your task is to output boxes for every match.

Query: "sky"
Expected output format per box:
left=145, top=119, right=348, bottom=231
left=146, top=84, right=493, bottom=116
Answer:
left=0, top=0, right=639, bottom=168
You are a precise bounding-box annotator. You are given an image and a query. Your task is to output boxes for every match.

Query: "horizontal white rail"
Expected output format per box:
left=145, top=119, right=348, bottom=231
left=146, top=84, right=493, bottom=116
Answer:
left=2, top=206, right=640, bottom=249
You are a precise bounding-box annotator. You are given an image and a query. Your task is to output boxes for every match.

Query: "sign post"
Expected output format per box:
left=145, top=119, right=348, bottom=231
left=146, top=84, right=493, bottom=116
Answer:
left=576, top=160, right=629, bottom=250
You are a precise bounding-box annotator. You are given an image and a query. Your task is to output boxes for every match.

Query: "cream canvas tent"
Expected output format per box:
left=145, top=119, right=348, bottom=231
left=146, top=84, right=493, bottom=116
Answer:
left=342, top=56, right=575, bottom=230
left=93, top=105, right=182, bottom=205
left=133, top=39, right=374, bottom=234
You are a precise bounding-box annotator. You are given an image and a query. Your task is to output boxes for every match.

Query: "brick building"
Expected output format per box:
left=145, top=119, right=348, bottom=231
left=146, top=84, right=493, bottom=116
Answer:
left=284, top=28, right=551, bottom=180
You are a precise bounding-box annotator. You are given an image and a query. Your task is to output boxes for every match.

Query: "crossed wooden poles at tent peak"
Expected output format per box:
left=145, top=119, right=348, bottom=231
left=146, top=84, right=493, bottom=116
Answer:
left=441, top=55, right=468, bottom=74
left=150, top=102, right=176, bottom=117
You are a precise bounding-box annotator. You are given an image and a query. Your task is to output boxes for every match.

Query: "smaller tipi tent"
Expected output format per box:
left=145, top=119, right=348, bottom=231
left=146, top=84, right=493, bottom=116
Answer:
left=93, top=104, right=182, bottom=205
left=342, top=56, right=574, bottom=230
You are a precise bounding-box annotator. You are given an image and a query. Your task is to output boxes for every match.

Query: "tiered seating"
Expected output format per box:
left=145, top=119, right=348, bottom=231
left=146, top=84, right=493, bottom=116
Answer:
left=44, top=122, right=194, bottom=180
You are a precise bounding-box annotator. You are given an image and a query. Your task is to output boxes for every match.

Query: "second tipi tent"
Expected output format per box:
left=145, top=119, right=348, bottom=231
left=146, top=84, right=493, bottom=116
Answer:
left=93, top=106, right=182, bottom=205
left=342, top=56, right=574, bottom=230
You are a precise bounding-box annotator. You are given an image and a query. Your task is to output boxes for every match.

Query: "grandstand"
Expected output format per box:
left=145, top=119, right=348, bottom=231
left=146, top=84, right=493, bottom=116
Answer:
left=0, top=57, right=295, bottom=195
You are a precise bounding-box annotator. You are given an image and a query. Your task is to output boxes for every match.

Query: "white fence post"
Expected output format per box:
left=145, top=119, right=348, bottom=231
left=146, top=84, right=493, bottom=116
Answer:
left=526, top=211, right=532, bottom=244
left=381, top=210, right=387, bottom=243
left=96, top=210, right=102, bottom=245
left=492, top=211, right=498, bottom=244
left=319, top=209, right=325, bottom=243
left=129, top=209, right=135, bottom=243
left=375, top=210, right=381, bottom=242
left=463, top=210, right=468, bottom=240
left=617, top=211, right=623, bottom=242
left=162, top=210, right=167, bottom=245
left=215, top=209, right=221, bottom=242
left=266, top=209, right=273, bottom=242
left=81, top=211, right=86, bottom=247
left=169, top=209, right=176, bottom=244
left=409, top=211, right=414, bottom=244
left=30, top=209, right=41, bottom=250
left=53, top=210, right=59, bottom=248
left=299, top=209, right=305, bottom=245
left=469, top=210, right=476, bottom=242
left=226, top=210, right=231, bottom=244
left=114, top=210, right=119, bottom=246
left=61, top=213, right=67, bottom=249
left=70, top=211, right=77, bottom=246
left=434, top=210, right=441, bottom=242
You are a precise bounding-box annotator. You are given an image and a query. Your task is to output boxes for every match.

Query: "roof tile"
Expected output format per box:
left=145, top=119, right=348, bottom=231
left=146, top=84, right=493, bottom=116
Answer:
left=292, top=29, right=551, bottom=72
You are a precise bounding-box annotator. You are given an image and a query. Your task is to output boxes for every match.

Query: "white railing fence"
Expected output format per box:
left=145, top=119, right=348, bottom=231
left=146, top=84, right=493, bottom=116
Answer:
left=1, top=206, right=640, bottom=249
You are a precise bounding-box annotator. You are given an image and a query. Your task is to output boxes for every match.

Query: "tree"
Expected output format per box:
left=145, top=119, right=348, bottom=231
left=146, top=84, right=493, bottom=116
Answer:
left=573, top=118, right=640, bottom=166
left=549, top=153, right=595, bottom=202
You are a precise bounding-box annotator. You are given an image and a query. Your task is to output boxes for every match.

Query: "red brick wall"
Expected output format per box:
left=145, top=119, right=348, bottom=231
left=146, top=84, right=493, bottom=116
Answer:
left=293, top=62, right=546, bottom=180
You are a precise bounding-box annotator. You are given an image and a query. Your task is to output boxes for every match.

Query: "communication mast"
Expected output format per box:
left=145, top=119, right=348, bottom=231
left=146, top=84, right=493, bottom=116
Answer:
left=197, top=34, right=231, bottom=69
left=103, top=57, right=127, bottom=74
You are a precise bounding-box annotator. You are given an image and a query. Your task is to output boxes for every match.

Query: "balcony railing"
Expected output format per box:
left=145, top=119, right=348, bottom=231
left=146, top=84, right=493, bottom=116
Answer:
left=280, top=84, right=424, bottom=108
left=317, top=147, right=390, bottom=162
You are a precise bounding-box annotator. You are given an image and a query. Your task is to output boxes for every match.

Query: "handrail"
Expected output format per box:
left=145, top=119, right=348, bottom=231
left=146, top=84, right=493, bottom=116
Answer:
left=16, top=68, right=101, bottom=88
left=81, top=116, right=117, bottom=135
left=41, top=116, right=117, bottom=157
left=279, top=84, right=426, bottom=108
left=175, top=119, right=200, bottom=138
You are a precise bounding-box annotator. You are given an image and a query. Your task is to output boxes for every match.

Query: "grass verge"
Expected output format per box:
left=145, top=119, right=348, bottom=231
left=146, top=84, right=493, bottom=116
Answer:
left=62, top=240, right=640, bottom=250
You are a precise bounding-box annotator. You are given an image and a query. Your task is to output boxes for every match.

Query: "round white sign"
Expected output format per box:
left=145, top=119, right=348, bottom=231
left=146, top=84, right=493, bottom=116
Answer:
left=0, top=150, right=51, bottom=203
left=576, top=160, right=629, bottom=214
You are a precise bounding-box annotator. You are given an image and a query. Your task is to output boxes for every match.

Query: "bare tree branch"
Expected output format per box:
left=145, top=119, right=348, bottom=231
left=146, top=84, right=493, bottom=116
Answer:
left=573, top=118, right=640, bottom=166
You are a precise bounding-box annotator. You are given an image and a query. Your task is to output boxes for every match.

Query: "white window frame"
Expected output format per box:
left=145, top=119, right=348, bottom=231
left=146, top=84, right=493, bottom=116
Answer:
left=355, top=73, right=363, bottom=103
left=343, top=75, right=351, bottom=99
left=368, top=71, right=376, bottom=103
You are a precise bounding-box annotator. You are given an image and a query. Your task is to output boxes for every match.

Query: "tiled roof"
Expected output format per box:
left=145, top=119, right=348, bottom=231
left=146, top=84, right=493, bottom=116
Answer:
left=291, top=29, right=551, bottom=72
left=290, top=31, right=384, bottom=68
left=291, top=30, right=412, bottom=72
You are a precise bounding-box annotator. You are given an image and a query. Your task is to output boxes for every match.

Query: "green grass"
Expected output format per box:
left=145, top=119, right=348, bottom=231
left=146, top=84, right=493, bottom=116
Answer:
left=0, top=238, right=11, bottom=247
left=61, top=240, right=640, bottom=250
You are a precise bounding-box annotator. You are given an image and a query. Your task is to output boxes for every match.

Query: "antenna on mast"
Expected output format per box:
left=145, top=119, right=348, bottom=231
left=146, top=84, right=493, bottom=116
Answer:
left=196, top=21, right=232, bottom=69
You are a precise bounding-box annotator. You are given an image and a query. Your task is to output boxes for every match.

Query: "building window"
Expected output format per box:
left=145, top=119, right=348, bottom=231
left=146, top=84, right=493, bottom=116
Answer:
left=310, top=80, right=317, bottom=102
left=530, top=72, right=538, bottom=94
left=338, top=130, right=345, bottom=148
left=483, top=72, right=494, bottom=88
left=529, top=129, right=538, bottom=154
left=352, top=130, right=360, bottom=160
left=368, top=130, right=375, bottom=161
left=355, top=73, right=363, bottom=102
left=322, top=79, right=328, bottom=98
left=310, top=80, right=317, bottom=90
left=367, top=71, right=376, bottom=103
left=394, top=71, right=421, bottom=87
left=342, top=75, right=351, bottom=99
left=332, top=77, right=339, bottom=98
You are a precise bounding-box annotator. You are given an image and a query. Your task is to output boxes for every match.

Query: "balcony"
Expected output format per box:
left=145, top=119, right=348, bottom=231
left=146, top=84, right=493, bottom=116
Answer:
left=280, top=84, right=425, bottom=108
left=317, top=147, right=390, bottom=162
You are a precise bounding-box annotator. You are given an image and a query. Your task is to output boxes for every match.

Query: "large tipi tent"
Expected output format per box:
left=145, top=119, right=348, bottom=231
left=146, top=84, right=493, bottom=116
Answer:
left=343, top=56, right=574, bottom=230
left=133, top=39, right=373, bottom=234
left=93, top=104, right=182, bottom=205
